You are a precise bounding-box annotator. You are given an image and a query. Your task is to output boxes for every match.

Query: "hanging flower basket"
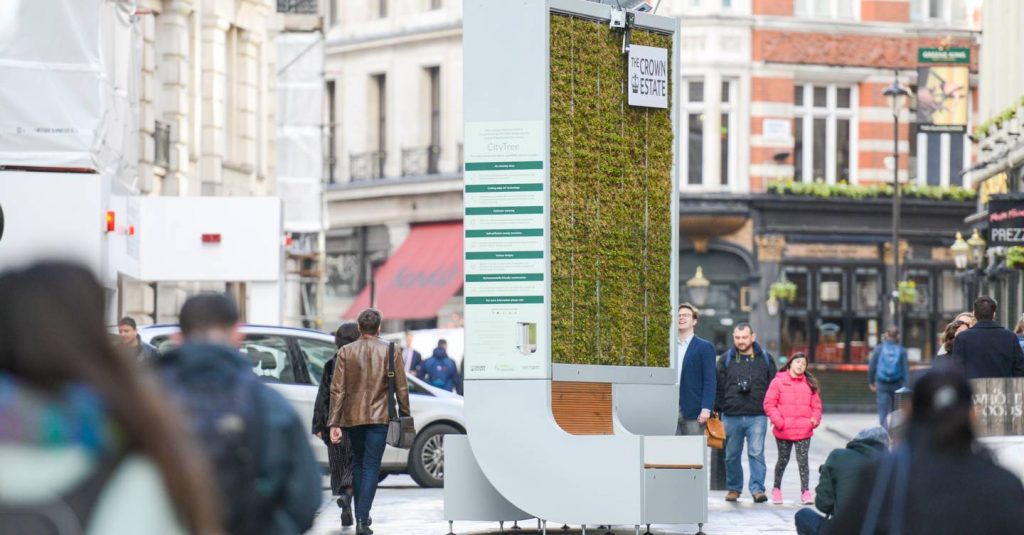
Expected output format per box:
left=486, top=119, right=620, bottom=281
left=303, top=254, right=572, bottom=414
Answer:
left=1007, top=246, right=1024, bottom=270
left=769, top=281, right=797, bottom=303
left=898, top=280, right=918, bottom=305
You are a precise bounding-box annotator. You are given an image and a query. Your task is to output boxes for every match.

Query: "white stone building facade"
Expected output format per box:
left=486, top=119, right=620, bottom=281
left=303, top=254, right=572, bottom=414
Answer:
left=124, top=0, right=281, bottom=323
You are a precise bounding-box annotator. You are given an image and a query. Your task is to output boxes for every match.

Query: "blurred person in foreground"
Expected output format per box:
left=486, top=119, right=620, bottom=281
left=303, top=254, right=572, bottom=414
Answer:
left=312, top=321, right=360, bottom=527
left=830, top=370, right=1024, bottom=535
left=0, top=262, right=220, bottom=534
left=157, top=293, right=320, bottom=534
left=116, top=316, right=160, bottom=362
left=793, top=426, right=889, bottom=535
left=329, top=308, right=411, bottom=535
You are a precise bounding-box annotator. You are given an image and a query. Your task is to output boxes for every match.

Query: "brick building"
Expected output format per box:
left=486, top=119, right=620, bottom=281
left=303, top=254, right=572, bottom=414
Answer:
left=666, top=0, right=982, bottom=407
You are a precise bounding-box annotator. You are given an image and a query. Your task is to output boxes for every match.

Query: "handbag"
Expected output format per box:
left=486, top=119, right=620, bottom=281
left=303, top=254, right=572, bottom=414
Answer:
left=385, top=342, right=416, bottom=449
left=705, top=412, right=726, bottom=449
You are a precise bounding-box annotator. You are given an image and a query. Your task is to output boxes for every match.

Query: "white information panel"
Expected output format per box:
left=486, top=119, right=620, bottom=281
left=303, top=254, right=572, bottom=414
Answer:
left=464, top=120, right=549, bottom=379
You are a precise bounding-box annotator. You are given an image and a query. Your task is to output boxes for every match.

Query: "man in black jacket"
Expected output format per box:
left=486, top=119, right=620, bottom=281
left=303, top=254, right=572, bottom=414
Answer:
left=116, top=316, right=159, bottom=362
left=950, top=296, right=1024, bottom=378
left=717, top=323, right=777, bottom=503
left=794, top=426, right=889, bottom=535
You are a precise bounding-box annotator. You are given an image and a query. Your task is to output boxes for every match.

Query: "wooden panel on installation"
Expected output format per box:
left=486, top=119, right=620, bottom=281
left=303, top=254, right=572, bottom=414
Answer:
left=551, top=381, right=613, bottom=435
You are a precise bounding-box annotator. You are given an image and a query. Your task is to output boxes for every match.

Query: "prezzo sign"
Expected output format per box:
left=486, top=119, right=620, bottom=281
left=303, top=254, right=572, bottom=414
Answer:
left=988, top=196, right=1024, bottom=246
left=627, top=45, right=668, bottom=108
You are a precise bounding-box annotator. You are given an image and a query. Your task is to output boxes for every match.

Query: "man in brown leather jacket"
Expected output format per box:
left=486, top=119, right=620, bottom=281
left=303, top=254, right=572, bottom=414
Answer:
left=329, top=308, right=410, bottom=534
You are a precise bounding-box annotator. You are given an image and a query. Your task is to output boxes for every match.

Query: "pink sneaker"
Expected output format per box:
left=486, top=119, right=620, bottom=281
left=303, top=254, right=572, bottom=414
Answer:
left=801, top=490, right=814, bottom=505
left=771, top=488, right=783, bottom=504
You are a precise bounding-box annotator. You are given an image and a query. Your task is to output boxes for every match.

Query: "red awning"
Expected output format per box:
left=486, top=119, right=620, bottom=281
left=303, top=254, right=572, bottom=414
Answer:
left=343, top=221, right=463, bottom=321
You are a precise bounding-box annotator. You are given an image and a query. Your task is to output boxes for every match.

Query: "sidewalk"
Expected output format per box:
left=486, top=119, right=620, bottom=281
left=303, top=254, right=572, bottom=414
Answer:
left=308, top=414, right=881, bottom=535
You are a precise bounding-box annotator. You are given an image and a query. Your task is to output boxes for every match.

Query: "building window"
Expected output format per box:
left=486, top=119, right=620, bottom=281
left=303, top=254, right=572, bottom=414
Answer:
left=224, top=26, right=240, bottom=163
left=330, top=0, right=339, bottom=25
left=911, top=0, right=967, bottom=24
left=325, top=80, right=336, bottom=183
left=430, top=0, right=442, bottom=9
left=795, top=0, right=856, bottom=19
left=684, top=78, right=704, bottom=186
left=793, top=84, right=855, bottom=184
left=429, top=67, right=440, bottom=173
left=352, top=74, right=386, bottom=181
left=372, top=0, right=387, bottom=18
left=720, top=79, right=736, bottom=187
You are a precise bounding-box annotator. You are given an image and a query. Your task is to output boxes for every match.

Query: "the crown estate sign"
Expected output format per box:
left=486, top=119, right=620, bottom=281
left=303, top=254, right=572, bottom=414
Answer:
left=627, top=45, right=668, bottom=108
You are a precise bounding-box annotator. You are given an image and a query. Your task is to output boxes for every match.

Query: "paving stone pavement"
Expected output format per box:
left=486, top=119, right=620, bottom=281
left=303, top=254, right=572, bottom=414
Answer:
left=308, top=414, right=878, bottom=535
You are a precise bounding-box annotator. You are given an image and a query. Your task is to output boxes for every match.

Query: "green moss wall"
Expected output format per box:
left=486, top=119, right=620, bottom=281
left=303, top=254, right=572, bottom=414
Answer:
left=549, top=14, right=673, bottom=368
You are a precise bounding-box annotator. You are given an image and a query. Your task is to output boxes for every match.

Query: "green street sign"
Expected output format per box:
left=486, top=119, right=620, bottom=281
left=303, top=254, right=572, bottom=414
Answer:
left=918, top=47, right=970, bottom=64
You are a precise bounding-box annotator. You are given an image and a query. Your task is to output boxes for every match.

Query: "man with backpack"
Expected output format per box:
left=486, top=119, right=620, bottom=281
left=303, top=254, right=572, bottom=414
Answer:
left=867, top=326, right=910, bottom=428
left=156, top=294, right=321, bottom=535
left=717, top=323, right=777, bottom=503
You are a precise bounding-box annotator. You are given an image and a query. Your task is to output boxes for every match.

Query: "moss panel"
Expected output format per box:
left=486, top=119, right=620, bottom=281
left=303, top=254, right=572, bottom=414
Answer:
left=549, top=14, right=673, bottom=367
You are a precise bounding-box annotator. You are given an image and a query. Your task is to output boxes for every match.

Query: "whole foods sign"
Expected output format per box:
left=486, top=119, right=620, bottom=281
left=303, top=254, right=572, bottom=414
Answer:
left=628, top=45, right=668, bottom=108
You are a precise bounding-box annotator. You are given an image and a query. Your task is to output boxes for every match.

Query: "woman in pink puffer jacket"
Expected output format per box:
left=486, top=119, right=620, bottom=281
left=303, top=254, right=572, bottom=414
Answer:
left=763, top=352, right=822, bottom=505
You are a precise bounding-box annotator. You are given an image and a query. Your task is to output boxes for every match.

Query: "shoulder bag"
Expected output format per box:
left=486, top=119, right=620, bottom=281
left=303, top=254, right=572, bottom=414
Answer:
left=705, top=411, right=726, bottom=449
left=386, top=342, right=416, bottom=449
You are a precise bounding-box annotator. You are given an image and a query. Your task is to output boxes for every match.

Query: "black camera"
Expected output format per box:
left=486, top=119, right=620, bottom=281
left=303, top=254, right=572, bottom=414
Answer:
left=737, top=379, right=751, bottom=393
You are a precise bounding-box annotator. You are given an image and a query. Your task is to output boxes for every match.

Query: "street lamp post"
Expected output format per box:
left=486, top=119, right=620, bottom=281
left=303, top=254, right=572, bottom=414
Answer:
left=883, top=73, right=909, bottom=343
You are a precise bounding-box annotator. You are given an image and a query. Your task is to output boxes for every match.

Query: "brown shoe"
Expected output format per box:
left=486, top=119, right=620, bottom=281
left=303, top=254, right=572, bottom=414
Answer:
left=725, top=490, right=740, bottom=502
left=753, top=492, right=768, bottom=503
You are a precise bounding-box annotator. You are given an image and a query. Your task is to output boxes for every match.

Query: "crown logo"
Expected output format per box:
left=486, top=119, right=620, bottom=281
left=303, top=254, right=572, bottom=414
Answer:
left=631, top=73, right=639, bottom=93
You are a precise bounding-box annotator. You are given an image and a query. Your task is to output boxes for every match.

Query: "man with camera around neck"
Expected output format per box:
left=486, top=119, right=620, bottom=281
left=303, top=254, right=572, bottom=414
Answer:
left=716, top=323, right=777, bottom=503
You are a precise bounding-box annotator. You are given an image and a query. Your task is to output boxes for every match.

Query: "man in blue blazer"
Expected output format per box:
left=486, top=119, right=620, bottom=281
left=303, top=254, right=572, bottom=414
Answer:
left=677, top=302, right=718, bottom=435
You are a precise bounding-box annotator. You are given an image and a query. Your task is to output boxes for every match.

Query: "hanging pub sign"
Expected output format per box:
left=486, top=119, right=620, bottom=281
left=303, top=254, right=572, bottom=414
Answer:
left=627, top=44, right=668, bottom=108
left=987, top=194, right=1024, bottom=246
left=916, top=47, right=970, bottom=133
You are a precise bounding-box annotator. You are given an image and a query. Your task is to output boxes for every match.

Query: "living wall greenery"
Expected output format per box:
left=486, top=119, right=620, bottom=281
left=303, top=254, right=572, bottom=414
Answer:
left=767, top=179, right=976, bottom=202
left=549, top=14, right=673, bottom=367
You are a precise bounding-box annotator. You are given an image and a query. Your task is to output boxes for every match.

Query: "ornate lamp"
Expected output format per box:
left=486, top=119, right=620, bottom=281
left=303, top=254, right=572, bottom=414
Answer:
left=967, top=229, right=987, bottom=269
left=950, top=232, right=969, bottom=271
left=686, top=266, right=710, bottom=307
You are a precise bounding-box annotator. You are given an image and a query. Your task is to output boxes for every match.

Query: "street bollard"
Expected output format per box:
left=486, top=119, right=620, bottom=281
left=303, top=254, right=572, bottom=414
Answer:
left=709, top=446, right=727, bottom=490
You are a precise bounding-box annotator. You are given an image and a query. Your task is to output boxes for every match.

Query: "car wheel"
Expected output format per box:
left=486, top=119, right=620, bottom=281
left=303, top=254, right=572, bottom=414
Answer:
left=408, top=423, right=460, bottom=488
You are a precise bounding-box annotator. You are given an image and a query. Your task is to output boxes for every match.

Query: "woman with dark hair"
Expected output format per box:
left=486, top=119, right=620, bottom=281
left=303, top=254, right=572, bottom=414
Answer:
left=763, top=352, right=822, bottom=505
left=830, top=369, right=1024, bottom=534
left=312, top=321, right=360, bottom=527
left=0, top=262, right=221, bottom=534
left=937, top=319, right=969, bottom=359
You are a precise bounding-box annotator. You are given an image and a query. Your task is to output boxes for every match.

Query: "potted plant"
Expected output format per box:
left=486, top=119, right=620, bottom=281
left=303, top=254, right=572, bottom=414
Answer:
left=769, top=280, right=797, bottom=303
left=898, top=280, right=918, bottom=306
left=1007, top=246, right=1024, bottom=269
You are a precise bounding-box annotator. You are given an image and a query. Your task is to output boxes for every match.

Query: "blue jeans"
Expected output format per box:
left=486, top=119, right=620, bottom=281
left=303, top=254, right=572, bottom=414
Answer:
left=723, top=414, right=768, bottom=495
left=875, top=380, right=903, bottom=428
left=347, top=424, right=388, bottom=522
left=795, top=508, right=826, bottom=535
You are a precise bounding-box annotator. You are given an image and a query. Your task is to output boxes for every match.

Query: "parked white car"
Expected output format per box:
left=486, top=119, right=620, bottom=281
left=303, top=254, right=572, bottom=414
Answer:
left=138, top=324, right=465, bottom=488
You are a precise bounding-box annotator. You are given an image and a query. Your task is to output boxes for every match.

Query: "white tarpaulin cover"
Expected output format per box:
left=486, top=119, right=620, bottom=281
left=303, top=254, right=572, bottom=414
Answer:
left=0, top=0, right=139, bottom=181
left=276, top=31, right=323, bottom=233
